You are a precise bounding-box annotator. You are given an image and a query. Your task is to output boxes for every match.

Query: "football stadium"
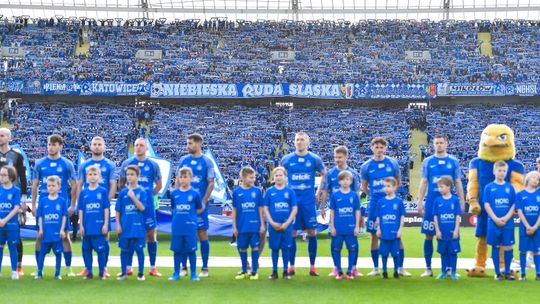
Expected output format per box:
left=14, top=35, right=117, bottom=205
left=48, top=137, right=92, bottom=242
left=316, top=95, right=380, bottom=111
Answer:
left=0, top=0, right=540, bottom=303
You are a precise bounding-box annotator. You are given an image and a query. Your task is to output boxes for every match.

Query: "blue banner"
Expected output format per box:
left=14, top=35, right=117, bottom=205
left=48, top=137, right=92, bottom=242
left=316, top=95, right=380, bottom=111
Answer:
left=437, top=82, right=507, bottom=96
left=204, top=149, right=229, bottom=204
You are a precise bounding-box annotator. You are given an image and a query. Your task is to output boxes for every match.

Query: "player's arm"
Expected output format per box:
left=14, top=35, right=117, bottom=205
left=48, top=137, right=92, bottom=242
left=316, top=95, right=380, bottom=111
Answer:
left=128, top=189, right=145, bottom=212
left=68, top=179, right=78, bottom=216
left=453, top=215, right=461, bottom=239
left=361, top=180, right=369, bottom=197
left=263, top=206, right=278, bottom=230
left=195, top=195, right=204, bottom=214
left=375, top=216, right=381, bottom=237
left=329, top=208, right=336, bottom=237
left=483, top=202, right=501, bottom=225
left=354, top=209, right=360, bottom=236
left=417, top=177, right=428, bottom=216
left=397, top=214, right=404, bottom=239
left=103, top=207, right=110, bottom=234
left=202, top=178, right=215, bottom=206
left=433, top=214, right=441, bottom=239
left=320, top=189, right=329, bottom=218
left=0, top=204, right=20, bottom=227
left=109, top=179, right=117, bottom=200
left=153, top=178, right=163, bottom=196
left=231, top=206, right=238, bottom=237
left=502, top=204, right=515, bottom=224
left=78, top=208, right=85, bottom=236
left=37, top=216, right=43, bottom=238
left=31, top=179, right=39, bottom=216
left=60, top=213, right=67, bottom=239
left=454, top=178, right=466, bottom=213
left=283, top=206, right=297, bottom=230
left=258, top=205, right=265, bottom=234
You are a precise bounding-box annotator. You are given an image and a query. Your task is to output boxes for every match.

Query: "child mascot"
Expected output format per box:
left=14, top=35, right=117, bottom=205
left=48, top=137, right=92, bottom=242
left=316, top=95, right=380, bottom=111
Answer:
left=467, top=124, right=524, bottom=277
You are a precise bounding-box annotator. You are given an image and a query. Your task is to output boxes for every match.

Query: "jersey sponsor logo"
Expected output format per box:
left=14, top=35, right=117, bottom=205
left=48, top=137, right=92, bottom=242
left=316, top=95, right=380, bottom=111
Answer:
left=190, top=160, right=197, bottom=165
left=44, top=213, right=60, bottom=221
left=382, top=214, right=397, bottom=221
left=241, top=202, right=256, bottom=209
left=274, top=202, right=289, bottom=209
left=291, top=173, right=311, bottom=181
left=50, top=162, right=57, bottom=167
left=372, top=179, right=385, bottom=187
left=438, top=160, right=446, bottom=165
left=494, top=198, right=509, bottom=206
left=439, top=213, right=455, bottom=220
left=298, top=158, right=305, bottom=163
left=176, top=204, right=191, bottom=211
left=523, top=205, right=539, bottom=213
left=378, top=164, right=385, bottom=169
left=86, top=203, right=101, bottom=210
left=125, top=204, right=138, bottom=211
left=0, top=202, right=13, bottom=209
left=338, top=207, right=354, bottom=214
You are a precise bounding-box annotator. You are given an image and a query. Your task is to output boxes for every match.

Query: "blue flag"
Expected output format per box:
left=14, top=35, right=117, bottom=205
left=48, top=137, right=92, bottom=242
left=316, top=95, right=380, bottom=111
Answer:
left=76, top=150, right=86, bottom=171
left=204, top=148, right=228, bottom=204
left=128, top=137, right=172, bottom=198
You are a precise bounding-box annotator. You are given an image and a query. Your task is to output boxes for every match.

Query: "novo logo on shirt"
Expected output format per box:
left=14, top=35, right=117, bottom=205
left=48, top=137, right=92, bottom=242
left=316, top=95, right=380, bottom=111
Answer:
left=274, top=202, right=289, bottom=209
left=86, top=203, right=101, bottom=210
left=176, top=204, right=191, bottom=211
left=338, top=207, right=354, bottom=214
left=241, top=202, right=256, bottom=209
left=439, top=213, right=455, bottom=220
left=125, top=205, right=138, bottom=211
left=382, top=214, right=397, bottom=221
left=524, top=205, right=539, bottom=213
left=44, top=213, right=60, bottom=221
left=494, top=198, right=509, bottom=206
left=0, top=202, right=13, bottom=209
left=291, top=173, right=311, bottom=181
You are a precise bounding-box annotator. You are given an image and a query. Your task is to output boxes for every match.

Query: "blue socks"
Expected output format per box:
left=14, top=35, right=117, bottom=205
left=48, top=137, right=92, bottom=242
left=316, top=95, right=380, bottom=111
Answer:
left=35, top=250, right=40, bottom=265
left=173, top=252, right=181, bottom=274
left=290, top=238, right=297, bottom=266
left=104, top=241, right=110, bottom=267
left=251, top=249, right=260, bottom=274
left=240, top=251, right=248, bottom=273
left=135, top=246, right=145, bottom=275
left=201, top=239, right=210, bottom=269
left=147, top=242, right=157, bottom=267
left=55, top=253, right=62, bottom=277
left=188, top=251, right=197, bottom=277
left=492, top=247, right=501, bottom=275
left=398, top=248, right=405, bottom=268
left=424, top=239, right=433, bottom=269
left=282, top=248, right=290, bottom=272
left=272, top=249, right=279, bottom=272
left=381, top=255, right=388, bottom=273
left=308, top=236, right=317, bottom=266
left=83, top=248, right=93, bottom=275
left=332, top=250, right=342, bottom=273
left=520, top=252, right=527, bottom=276
left=120, top=250, right=129, bottom=274
left=441, top=254, right=448, bottom=274
left=371, top=249, right=379, bottom=268
left=181, top=255, right=188, bottom=269
left=64, top=251, right=72, bottom=267
left=97, top=250, right=106, bottom=276
left=504, top=249, right=513, bottom=275
left=348, top=249, right=357, bottom=273
left=450, top=254, right=458, bottom=275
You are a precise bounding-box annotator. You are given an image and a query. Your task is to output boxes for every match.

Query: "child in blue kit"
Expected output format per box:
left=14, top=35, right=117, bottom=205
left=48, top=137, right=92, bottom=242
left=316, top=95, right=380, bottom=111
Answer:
left=169, top=167, right=203, bottom=281
left=515, top=170, right=540, bottom=281
left=0, top=166, right=22, bottom=280
left=376, top=177, right=405, bottom=279
left=116, top=165, right=148, bottom=281
left=483, top=161, right=517, bottom=281
left=232, top=166, right=264, bottom=280
left=263, top=167, right=297, bottom=280
left=78, top=165, right=110, bottom=280
left=35, top=176, right=67, bottom=280
left=329, top=170, right=361, bottom=280
left=433, top=176, right=462, bottom=280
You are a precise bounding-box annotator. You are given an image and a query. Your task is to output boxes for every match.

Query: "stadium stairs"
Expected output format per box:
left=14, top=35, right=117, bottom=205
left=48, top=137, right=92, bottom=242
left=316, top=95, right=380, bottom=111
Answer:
left=75, top=28, right=91, bottom=56
left=409, top=129, right=428, bottom=200
left=478, top=32, right=493, bottom=57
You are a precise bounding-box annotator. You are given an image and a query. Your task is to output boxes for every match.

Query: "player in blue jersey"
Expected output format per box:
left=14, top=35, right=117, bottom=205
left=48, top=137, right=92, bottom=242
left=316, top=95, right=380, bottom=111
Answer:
left=232, top=167, right=264, bottom=280
left=433, top=176, right=462, bottom=280
left=169, top=167, right=203, bottom=282
left=329, top=170, right=361, bottom=280
left=31, top=134, right=77, bottom=277
left=177, top=133, right=215, bottom=278
left=515, top=171, right=540, bottom=280
left=76, top=136, right=117, bottom=278
left=484, top=161, right=517, bottom=280
left=77, top=165, right=110, bottom=280
left=361, top=137, right=409, bottom=276
left=417, top=135, right=465, bottom=277
left=35, top=176, right=67, bottom=280
left=320, top=146, right=362, bottom=277
left=119, top=138, right=162, bottom=277
left=376, top=177, right=405, bottom=279
left=263, top=167, right=297, bottom=280
left=281, top=131, right=326, bottom=276
left=116, top=165, right=148, bottom=281
left=0, top=166, right=21, bottom=280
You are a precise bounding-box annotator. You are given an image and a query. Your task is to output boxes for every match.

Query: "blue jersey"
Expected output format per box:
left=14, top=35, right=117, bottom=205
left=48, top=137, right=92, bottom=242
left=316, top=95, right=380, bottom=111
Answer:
left=0, top=185, right=21, bottom=231
left=263, top=186, right=297, bottom=224
left=233, top=186, right=263, bottom=233
left=322, top=166, right=360, bottom=194
left=377, top=196, right=405, bottom=240
left=281, top=152, right=325, bottom=204
left=119, top=157, right=161, bottom=194
left=433, top=195, right=462, bottom=240
left=77, top=186, right=110, bottom=236
left=37, top=196, right=67, bottom=243
left=469, top=158, right=524, bottom=204
left=515, top=189, right=540, bottom=235
left=360, top=156, right=400, bottom=210
left=483, top=181, right=516, bottom=230
left=33, top=156, right=76, bottom=200
left=177, top=155, right=215, bottom=198
left=170, top=188, right=202, bottom=236
left=78, top=158, right=117, bottom=193
left=421, top=155, right=461, bottom=203
left=330, top=190, right=361, bottom=235
left=115, top=187, right=147, bottom=239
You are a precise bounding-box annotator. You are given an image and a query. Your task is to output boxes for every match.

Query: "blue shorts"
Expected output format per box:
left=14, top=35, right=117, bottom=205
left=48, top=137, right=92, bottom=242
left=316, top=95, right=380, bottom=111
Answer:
left=360, top=206, right=367, bottom=217
left=331, top=234, right=359, bottom=251
left=475, top=210, right=488, bottom=237
left=170, top=234, right=198, bottom=253
left=41, top=241, right=63, bottom=255
left=487, top=228, right=515, bottom=247
left=237, top=232, right=260, bottom=250
left=144, top=209, right=157, bottom=230
left=268, top=227, right=293, bottom=250
left=82, top=235, right=107, bottom=253
left=293, top=203, right=317, bottom=230
left=197, top=208, right=209, bottom=230
left=437, top=239, right=461, bottom=255
left=0, top=229, right=19, bottom=246
left=379, top=239, right=400, bottom=257
left=421, top=201, right=435, bottom=236
left=519, top=232, right=540, bottom=253
left=118, top=237, right=146, bottom=251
